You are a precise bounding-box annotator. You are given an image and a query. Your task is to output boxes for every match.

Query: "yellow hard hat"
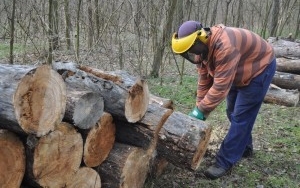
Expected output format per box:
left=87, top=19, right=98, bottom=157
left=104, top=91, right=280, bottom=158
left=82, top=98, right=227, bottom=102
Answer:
left=171, top=29, right=208, bottom=54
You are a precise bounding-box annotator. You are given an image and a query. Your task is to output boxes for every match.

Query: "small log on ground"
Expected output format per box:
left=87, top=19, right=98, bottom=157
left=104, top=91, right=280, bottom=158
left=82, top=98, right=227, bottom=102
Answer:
left=64, top=85, right=104, bottom=129
left=66, top=167, right=101, bottom=188
left=96, top=142, right=151, bottom=188
left=0, top=64, right=66, bottom=136
left=115, top=103, right=173, bottom=151
left=272, top=71, right=300, bottom=90
left=156, top=111, right=212, bottom=171
left=23, top=122, right=83, bottom=188
left=53, top=62, right=149, bottom=123
left=0, top=129, right=25, bottom=188
left=268, top=37, right=300, bottom=58
left=264, top=84, right=299, bottom=107
left=81, top=112, right=116, bottom=167
left=276, top=58, right=300, bottom=74
left=149, top=94, right=174, bottom=109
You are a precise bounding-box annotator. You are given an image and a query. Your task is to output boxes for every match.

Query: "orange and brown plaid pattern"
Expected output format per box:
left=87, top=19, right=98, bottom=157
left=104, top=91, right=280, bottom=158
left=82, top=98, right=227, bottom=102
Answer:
left=196, top=24, right=275, bottom=114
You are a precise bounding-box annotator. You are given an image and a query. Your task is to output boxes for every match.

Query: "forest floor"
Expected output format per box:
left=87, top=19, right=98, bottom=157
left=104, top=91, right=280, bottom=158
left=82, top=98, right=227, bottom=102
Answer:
left=144, top=68, right=300, bottom=188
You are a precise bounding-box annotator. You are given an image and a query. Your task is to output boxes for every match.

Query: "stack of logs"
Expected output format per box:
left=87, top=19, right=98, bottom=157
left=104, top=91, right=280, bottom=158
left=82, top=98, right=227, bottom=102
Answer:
left=265, top=37, right=300, bottom=107
left=0, top=62, right=212, bottom=188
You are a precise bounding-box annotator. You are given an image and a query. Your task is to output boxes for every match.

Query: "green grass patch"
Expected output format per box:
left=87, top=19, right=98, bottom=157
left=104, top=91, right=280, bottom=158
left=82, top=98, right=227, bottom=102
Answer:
left=0, top=42, right=25, bottom=59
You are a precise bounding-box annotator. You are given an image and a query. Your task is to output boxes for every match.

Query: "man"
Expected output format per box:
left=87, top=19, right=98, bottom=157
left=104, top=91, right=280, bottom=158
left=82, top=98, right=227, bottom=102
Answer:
left=171, top=21, right=276, bottom=180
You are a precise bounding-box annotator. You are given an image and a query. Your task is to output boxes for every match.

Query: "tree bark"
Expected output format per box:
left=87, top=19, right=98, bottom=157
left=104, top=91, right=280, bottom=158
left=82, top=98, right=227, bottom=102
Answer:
left=0, top=129, right=25, bottom=188
left=81, top=112, right=116, bottom=167
left=264, top=84, right=299, bottom=107
left=0, top=64, right=66, bottom=136
left=115, top=103, right=173, bottom=151
left=53, top=62, right=149, bottom=123
left=64, top=85, right=104, bottom=129
left=157, top=111, right=212, bottom=171
left=276, top=57, right=300, bottom=74
left=268, top=37, right=300, bottom=58
left=272, top=71, right=300, bottom=90
left=66, top=167, right=101, bottom=188
left=96, top=142, right=151, bottom=188
left=23, top=122, right=83, bottom=188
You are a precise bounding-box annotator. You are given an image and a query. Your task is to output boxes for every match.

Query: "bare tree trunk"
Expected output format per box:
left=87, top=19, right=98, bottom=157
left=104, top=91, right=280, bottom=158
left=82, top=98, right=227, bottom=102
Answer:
left=9, top=0, right=16, bottom=64
left=295, top=2, right=300, bottom=39
left=150, top=0, right=177, bottom=78
left=210, top=0, right=219, bottom=26
left=87, top=0, right=93, bottom=49
left=235, top=0, right=243, bottom=27
left=64, top=0, right=71, bottom=50
left=224, top=0, right=232, bottom=25
left=47, top=0, right=53, bottom=65
left=52, top=0, right=59, bottom=50
left=94, top=0, right=100, bottom=40
left=76, top=0, right=82, bottom=62
left=269, top=0, right=279, bottom=37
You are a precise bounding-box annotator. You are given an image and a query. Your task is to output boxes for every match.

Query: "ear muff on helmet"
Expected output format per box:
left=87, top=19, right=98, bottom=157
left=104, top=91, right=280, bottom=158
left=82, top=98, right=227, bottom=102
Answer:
left=171, top=28, right=208, bottom=54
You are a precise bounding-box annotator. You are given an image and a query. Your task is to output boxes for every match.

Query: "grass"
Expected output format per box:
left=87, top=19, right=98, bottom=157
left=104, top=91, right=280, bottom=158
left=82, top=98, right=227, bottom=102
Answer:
left=0, top=42, right=26, bottom=60
left=145, top=73, right=300, bottom=188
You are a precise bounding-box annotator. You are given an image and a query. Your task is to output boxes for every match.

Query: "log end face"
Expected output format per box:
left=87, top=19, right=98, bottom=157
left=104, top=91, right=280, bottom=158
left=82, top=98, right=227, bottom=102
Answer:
left=73, top=93, right=104, bottom=129
left=33, top=122, right=83, bottom=187
left=191, top=125, right=212, bottom=170
left=125, top=79, right=150, bottom=123
left=0, top=129, right=25, bottom=187
left=84, top=112, right=116, bottom=167
left=13, top=65, right=66, bottom=136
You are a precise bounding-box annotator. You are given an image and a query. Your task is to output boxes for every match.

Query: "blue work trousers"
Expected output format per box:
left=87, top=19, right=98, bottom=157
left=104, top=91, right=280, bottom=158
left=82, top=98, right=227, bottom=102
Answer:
left=216, top=59, right=276, bottom=169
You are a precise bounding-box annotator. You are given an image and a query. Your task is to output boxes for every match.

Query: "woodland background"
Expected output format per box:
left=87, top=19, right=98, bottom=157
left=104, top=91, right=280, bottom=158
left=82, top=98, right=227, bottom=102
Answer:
left=0, top=0, right=300, bottom=187
left=1, top=0, right=300, bottom=78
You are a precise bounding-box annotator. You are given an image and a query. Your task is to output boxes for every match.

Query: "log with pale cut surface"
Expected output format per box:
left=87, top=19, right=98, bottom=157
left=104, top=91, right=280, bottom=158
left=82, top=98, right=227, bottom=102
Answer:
left=0, top=64, right=66, bottom=137
left=66, top=167, right=101, bottom=188
left=64, top=85, right=104, bottom=129
left=156, top=111, right=212, bottom=171
left=276, top=58, right=300, bottom=74
left=264, top=84, right=299, bottom=107
left=272, top=71, right=300, bottom=90
left=0, top=129, right=25, bottom=188
left=52, top=62, right=149, bottom=123
left=149, top=93, right=174, bottom=109
left=23, top=122, right=83, bottom=188
left=81, top=112, right=116, bottom=167
left=96, top=142, right=151, bottom=188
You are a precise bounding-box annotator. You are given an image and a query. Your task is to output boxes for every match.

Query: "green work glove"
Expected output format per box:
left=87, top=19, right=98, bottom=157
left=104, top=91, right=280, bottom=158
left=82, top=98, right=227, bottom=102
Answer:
left=188, top=107, right=206, bottom=120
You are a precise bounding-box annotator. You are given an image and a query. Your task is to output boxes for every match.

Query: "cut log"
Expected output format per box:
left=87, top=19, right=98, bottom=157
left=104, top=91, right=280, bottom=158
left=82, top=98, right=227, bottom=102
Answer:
left=52, top=61, right=149, bottom=123
left=264, top=84, right=299, bottom=107
left=64, top=85, right=104, bottom=129
left=115, top=103, right=173, bottom=151
left=66, top=167, right=101, bottom=188
left=23, top=122, right=83, bottom=188
left=272, top=71, right=300, bottom=90
left=268, top=37, right=300, bottom=58
left=0, top=64, right=34, bottom=134
left=96, top=142, right=151, bottom=188
left=276, top=58, right=300, bottom=74
left=157, top=111, right=212, bottom=171
left=149, top=94, right=174, bottom=109
left=0, top=129, right=25, bottom=188
left=81, top=112, right=116, bottom=167
left=0, top=64, right=66, bottom=136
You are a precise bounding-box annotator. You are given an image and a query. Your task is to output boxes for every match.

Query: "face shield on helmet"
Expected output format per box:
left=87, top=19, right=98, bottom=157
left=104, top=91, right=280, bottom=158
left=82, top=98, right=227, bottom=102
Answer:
left=171, top=29, right=209, bottom=64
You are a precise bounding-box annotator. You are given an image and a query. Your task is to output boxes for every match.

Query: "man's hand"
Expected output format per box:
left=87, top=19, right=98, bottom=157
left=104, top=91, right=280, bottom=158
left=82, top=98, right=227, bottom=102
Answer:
left=188, top=107, right=206, bottom=120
